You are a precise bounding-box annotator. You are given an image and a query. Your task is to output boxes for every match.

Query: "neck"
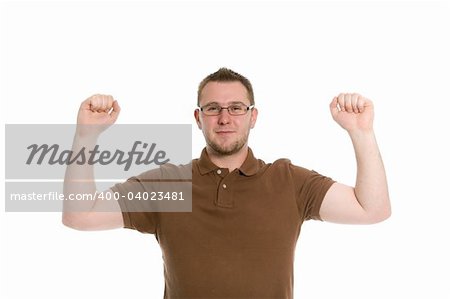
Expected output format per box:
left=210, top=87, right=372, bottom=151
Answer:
left=206, top=145, right=249, bottom=171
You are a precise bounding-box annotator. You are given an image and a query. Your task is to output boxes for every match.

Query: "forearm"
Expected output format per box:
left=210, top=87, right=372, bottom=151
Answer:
left=349, top=129, right=391, bottom=221
left=63, top=134, right=98, bottom=215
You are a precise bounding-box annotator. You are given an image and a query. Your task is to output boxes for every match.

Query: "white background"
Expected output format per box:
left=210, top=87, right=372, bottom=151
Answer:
left=1, top=1, right=449, bottom=298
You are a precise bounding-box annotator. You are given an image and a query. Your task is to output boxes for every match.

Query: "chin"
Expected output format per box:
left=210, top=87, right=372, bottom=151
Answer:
left=210, top=142, right=244, bottom=156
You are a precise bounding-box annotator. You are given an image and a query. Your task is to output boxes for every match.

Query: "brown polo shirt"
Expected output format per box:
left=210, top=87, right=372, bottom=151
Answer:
left=112, top=147, right=335, bottom=299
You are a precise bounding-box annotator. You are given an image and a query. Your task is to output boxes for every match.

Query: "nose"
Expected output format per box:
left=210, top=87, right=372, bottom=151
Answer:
left=217, top=108, right=231, bottom=125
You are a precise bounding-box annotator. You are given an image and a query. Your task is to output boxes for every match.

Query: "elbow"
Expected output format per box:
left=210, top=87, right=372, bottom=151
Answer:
left=62, top=213, right=90, bottom=231
left=62, top=213, right=79, bottom=230
left=372, top=209, right=391, bottom=224
left=367, top=203, right=392, bottom=224
left=383, top=204, right=392, bottom=220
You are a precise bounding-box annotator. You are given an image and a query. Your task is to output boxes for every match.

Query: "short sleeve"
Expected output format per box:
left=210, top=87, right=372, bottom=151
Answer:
left=291, top=164, right=335, bottom=221
left=111, top=162, right=192, bottom=234
left=111, top=170, right=159, bottom=234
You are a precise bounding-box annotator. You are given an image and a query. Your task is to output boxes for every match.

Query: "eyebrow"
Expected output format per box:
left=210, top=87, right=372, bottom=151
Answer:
left=202, top=101, right=248, bottom=106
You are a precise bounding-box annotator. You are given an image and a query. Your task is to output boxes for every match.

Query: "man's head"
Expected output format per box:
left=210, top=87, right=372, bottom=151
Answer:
left=197, top=67, right=255, bottom=107
left=195, top=68, right=258, bottom=156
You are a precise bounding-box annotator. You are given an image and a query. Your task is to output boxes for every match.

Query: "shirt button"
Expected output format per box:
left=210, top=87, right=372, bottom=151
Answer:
left=217, top=169, right=222, bottom=174
left=222, top=184, right=227, bottom=189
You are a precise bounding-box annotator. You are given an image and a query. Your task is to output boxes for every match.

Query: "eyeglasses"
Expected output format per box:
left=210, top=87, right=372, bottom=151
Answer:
left=199, top=103, right=255, bottom=116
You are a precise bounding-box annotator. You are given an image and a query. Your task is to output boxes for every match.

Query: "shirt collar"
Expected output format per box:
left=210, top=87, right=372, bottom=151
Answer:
left=197, top=147, right=261, bottom=176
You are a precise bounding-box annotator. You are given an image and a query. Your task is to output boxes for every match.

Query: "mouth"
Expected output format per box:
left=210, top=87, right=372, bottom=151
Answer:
left=215, top=130, right=235, bottom=135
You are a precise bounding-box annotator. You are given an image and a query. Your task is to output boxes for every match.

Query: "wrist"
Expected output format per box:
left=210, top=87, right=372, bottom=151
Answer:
left=74, top=130, right=99, bottom=145
left=74, top=124, right=104, bottom=141
left=347, top=128, right=376, bottom=143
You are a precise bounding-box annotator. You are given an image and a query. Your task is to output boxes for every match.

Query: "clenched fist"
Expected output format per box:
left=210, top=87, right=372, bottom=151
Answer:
left=76, top=94, right=121, bottom=138
left=330, top=93, right=374, bottom=133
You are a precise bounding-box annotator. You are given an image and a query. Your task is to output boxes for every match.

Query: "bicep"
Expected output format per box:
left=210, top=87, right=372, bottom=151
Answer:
left=319, top=182, right=369, bottom=224
left=62, top=190, right=124, bottom=231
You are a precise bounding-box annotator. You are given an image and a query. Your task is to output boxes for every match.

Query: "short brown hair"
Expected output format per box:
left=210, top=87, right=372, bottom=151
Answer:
left=197, top=67, right=255, bottom=106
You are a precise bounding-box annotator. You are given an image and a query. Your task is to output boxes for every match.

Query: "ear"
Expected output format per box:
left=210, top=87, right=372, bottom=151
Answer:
left=250, top=107, right=258, bottom=129
left=194, top=109, right=202, bottom=130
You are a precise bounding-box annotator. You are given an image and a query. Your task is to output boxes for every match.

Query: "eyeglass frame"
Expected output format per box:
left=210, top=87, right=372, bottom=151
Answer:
left=198, top=102, right=255, bottom=116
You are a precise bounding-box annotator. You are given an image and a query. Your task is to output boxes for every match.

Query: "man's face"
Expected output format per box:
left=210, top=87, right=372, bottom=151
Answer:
left=195, top=81, right=258, bottom=156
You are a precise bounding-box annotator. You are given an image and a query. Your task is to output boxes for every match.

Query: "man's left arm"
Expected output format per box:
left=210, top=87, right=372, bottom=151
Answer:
left=319, top=93, right=391, bottom=224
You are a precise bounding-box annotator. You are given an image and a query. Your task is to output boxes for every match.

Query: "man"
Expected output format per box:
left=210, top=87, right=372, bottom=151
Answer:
left=63, top=68, right=391, bottom=298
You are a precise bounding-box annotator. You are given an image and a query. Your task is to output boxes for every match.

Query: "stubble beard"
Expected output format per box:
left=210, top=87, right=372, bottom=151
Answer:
left=205, top=130, right=250, bottom=156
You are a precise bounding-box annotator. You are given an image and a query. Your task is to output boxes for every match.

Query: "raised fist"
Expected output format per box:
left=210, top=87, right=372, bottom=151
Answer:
left=76, top=94, right=121, bottom=138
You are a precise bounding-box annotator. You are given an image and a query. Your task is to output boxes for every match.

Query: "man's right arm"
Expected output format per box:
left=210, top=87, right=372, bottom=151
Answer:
left=62, top=94, right=123, bottom=231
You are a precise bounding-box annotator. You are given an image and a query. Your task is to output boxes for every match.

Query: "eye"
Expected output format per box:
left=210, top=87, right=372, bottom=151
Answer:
left=205, top=105, right=220, bottom=112
left=230, top=104, right=245, bottom=112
